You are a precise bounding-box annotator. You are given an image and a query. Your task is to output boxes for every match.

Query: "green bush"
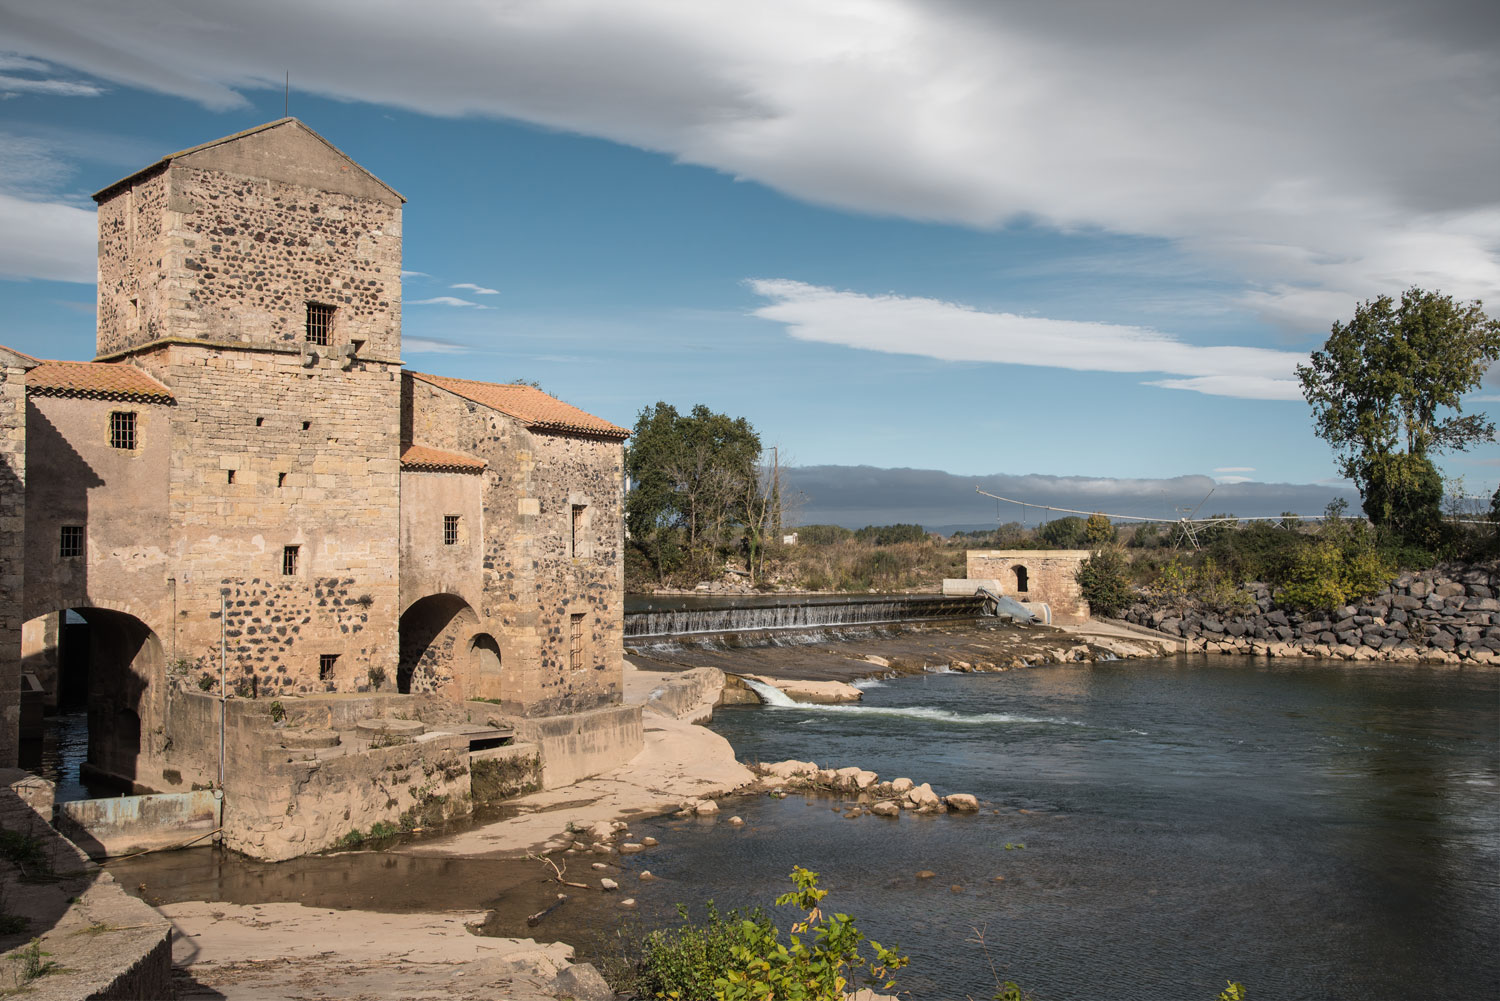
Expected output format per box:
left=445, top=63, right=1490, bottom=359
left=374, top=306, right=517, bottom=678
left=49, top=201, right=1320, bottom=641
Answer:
left=852, top=523, right=927, bottom=545
left=795, top=524, right=854, bottom=545
left=1076, top=549, right=1132, bottom=617
left=1037, top=516, right=1088, bottom=548
left=1277, top=540, right=1395, bottom=612
left=624, top=867, right=907, bottom=1001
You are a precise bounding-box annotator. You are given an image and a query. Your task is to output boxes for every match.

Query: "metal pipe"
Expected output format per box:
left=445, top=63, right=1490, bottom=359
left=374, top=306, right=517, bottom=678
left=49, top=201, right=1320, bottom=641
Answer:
left=219, top=592, right=226, bottom=791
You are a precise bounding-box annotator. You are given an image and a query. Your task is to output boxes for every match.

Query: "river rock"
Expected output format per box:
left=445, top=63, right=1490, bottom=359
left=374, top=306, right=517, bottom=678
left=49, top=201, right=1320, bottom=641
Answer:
left=728, top=816, right=744, bottom=826
left=695, top=800, right=720, bottom=816
left=600, top=878, right=618, bottom=891
left=587, top=821, right=615, bottom=843
left=871, top=801, right=900, bottom=818
left=890, top=777, right=914, bottom=794
left=639, top=871, right=656, bottom=881
left=835, top=766, right=863, bottom=788
left=855, top=770, right=879, bottom=789
left=642, top=837, right=658, bottom=846
left=590, top=842, right=614, bottom=855
left=764, top=759, right=819, bottom=779
left=621, top=843, right=645, bottom=853
left=916, top=870, right=936, bottom=880
left=816, top=769, right=838, bottom=786
left=621, top=898, right=637, bottom=909
left=945, top=794, right=980, bottom=812
left=591, top=862, right=608, bottom=870
left=904, top=783, right=941, bottom=810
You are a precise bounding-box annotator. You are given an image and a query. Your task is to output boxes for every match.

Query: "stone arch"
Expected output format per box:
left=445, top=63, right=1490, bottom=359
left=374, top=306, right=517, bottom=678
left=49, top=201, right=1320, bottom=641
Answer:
left=1012, top=564, right=1030, bottom=595
left=23, top=605, right=163, bottom=795
left=397, top=594, right=479, bottom=698
left=468, top=633, right=505, bottom=703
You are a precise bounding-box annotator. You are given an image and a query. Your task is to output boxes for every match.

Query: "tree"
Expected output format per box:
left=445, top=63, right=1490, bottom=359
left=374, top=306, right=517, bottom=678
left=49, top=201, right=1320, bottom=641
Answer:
left=1076, top=548, right=1132, bottom=617
left=1297, top=288, right=1500, bottom=540
left=625, top=402, right=761, bottom=580
left=1037, top=516, right=1088, bottom=548
left=1084, top=512, right=1116, bottom=546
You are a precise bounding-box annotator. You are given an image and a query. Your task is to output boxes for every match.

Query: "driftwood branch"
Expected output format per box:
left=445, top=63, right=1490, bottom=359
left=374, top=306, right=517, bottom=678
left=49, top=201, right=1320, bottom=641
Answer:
left=527, top=851, right=590, bottom=889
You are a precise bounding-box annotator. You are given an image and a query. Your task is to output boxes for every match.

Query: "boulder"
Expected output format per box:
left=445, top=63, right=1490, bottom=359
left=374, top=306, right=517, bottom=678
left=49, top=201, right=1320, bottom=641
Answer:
left=600, top=878, right=618, bottom=891
left=945, top=794, right=980, bottom=812
left=728, top=816, right=744, bottom=826
left=620, top=843, right=645, bottom=854
left=763, top=759, right=818, bottom=779
left=854, top=770, right=879, bottom=790
left=642, top=837, right=658, bottom=847
left=870, top=801, right=900, bottom=818
left=890, top=777, right=914, bottom=794
left=695, top=800, right=720, bottom=816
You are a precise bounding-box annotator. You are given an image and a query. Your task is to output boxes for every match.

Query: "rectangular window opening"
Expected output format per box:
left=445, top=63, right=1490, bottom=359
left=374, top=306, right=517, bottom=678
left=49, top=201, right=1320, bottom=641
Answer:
left=444, top=515, right=460, bottom=546
left=571, top=504, right=586, bottom=556
left=301, top=420, right=311, bottom=431
left=569, top=613, right=585, bottom=671
left=282, top=545, right=299, bottom=576
left=226, top=469, right=235, bottom=484
left=305, top=302, right=335, bottom=346
left=109, top=411, right=136, bottom=450
left=277, top=472, right=287, bottom=488
left=59, top=526, right=83, bottom=559
left=255, top=417, right=264, bottom=427
left=319, top=654, right=338, bottom=682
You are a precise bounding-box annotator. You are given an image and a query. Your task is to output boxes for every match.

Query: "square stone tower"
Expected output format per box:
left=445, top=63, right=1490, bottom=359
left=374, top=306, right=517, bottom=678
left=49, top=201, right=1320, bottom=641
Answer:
left=89, top=120, right=406, bottom=698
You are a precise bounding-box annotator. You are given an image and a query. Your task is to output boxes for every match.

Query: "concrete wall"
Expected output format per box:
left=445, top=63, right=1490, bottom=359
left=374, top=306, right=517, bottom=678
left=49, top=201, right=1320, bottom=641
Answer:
left=512, top=703, right=642, bottom=790
left=97, top=121, right=403, bottom=360
left=968, top=549, right=1092, bottom=623
left=57, top=789, right=220, bottom=859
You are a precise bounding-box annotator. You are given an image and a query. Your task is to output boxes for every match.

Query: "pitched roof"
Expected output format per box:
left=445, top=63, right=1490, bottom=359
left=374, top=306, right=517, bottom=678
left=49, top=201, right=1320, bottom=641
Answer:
left=409, top=373, right=629, bottom=439
left=400, top=444, right=487, bottom=474
left=27, top=361, right=175, bottom=404
left=93, top=118, right=404, bottom=203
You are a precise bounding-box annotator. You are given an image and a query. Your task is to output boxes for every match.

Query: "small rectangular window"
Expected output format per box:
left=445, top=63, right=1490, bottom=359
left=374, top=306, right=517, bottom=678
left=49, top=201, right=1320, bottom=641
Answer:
left=319, top=653, right=338, bottom=681
left=109, top=411, right=136, bottom=450
left=569, top=613, right=585, bottom=671
left=282, top=545, right=299, bottom=576
left=444, top=515, right=460, bottom=546
left=59, top=526, right=83, bottom=559
left=306, top=302, right=335, bottom=345
left=226, top=469, right=235, bottom=484
left=571, top=504, right=586, bottom=556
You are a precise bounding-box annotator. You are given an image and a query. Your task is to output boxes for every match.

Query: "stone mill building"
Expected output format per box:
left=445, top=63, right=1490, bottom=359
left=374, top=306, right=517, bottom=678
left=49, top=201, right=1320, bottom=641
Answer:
left=0, top=120, right=637, bottom=857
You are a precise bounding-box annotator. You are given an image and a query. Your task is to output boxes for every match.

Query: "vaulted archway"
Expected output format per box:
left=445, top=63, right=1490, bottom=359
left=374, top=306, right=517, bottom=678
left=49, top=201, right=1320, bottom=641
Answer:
left=397, top=594, right=479, bottom=698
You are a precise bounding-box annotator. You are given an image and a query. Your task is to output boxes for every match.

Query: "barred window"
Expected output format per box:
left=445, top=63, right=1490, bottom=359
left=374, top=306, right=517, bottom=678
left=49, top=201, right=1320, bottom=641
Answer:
left=571, top=504, right=586, bottom=557
left=444, top=515, right=460, bottom=546
left=569, top=613, right=585, bottom=671
left=282, top=545, right=299, bottom=576
left=59, top=526, right=83, bottom=559
left=319, top=654, right=338, bottom=682
left=305, top=302, right=335, bottom=345
left=109, top=411, right=136, bottom=449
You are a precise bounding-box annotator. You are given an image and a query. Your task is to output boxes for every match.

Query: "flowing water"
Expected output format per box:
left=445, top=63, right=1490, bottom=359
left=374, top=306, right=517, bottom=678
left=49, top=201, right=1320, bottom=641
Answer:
left=109, top=657, right=1499, bottom=1000
left=616, top=658, right=1499, bottom=1000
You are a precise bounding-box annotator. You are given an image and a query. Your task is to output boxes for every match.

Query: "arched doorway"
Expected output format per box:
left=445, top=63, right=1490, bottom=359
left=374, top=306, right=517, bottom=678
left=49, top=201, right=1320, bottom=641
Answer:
left=21, top=606, right=162, bottom=799
left=469, top=633, right=505, bottom=703
left=1012, top=565, right=1030, bottom=595
left=397, top=594, right=479, bottom=697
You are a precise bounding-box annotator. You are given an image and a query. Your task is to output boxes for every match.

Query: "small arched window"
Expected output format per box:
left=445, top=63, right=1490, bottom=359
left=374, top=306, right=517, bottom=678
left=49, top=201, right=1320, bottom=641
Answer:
left=1012, top=565, right=1030, bottom=594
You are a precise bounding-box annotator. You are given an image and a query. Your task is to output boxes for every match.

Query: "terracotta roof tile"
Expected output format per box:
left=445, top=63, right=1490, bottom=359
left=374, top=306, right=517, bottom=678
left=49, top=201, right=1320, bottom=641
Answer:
left=409, top=373, right=629, bottom=439
left=400, top=444, right=487, bottom=473
left=27, top=361, right=174, bottom=404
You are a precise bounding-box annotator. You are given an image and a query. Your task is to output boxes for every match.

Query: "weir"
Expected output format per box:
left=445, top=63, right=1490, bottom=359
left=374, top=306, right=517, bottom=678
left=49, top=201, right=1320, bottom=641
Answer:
left=624, top=594, right=986, bottom=639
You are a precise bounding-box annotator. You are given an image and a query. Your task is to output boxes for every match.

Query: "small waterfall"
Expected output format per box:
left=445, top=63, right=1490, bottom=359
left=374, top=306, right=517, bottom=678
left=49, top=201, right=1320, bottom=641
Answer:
left=624, top=594, right=986, bottom=639
left=740, top=677, right=801, bottom=707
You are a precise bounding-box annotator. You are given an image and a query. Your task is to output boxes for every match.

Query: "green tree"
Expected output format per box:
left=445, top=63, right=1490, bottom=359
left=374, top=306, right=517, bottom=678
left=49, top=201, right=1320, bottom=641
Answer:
left=625, top=402, right=762, bottom=580
left=1037, top=516, right=1088, bottom=548
left=1297, top=288, right=1500, bottom=540
left=1076, top=548, right=1132, bottom=617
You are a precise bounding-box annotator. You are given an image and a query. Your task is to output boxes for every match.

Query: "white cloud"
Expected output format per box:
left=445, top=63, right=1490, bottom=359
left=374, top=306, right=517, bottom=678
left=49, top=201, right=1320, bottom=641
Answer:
left=1470, top=394, right=1500, bottom=403
left=410, top=296, right=486, bottom=308
left=0, top=192, right=96, bottom=283
left=400, top=269, right=429, bottom=278
left=0, top=73, right=102, bottom=96
left=404, top=336, right=469, bottom=354
left=748, top=278, right=1307, bottom=400
left=1213, top=475, right=1254, bottom=485
left=0, top=1, right=1495, bottom=325
left=451, top=282, right=498, bottom=295
left=1213, top=467, right=1256, bottom=474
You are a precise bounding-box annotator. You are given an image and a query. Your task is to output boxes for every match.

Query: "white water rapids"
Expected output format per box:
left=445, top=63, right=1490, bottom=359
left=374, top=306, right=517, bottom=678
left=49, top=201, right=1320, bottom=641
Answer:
left=738, top=676, right=1102, bottom=728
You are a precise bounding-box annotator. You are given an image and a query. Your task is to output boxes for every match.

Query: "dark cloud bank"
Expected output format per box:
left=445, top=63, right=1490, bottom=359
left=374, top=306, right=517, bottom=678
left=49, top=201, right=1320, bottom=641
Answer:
left=784, top=465, right=1360, bottom=533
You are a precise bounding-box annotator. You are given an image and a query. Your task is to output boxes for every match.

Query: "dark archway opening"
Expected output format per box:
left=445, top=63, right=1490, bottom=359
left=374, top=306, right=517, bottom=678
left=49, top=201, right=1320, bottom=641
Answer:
left=1012, top=565, right=1030, bottom=594
left=22, top=607, right=158, bottom=800
left=398, top=594, right=477, bottom=696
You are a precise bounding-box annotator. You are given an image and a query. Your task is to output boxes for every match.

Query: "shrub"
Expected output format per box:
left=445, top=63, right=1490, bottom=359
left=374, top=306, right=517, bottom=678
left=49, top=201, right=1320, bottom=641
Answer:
left=1037, top=516, right=1087, bottom=549
left=1076, top=549, right=1132, bottom=617
left=852, top=523, right=927, bottom=546
left=623, top=867, right=907, bottom=1001
left=1084, top=512, right=1116, bottom=546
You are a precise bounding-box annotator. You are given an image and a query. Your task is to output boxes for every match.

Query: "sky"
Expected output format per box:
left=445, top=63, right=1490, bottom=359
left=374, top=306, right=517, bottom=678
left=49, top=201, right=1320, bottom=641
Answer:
left=0, top=0, right=1497, bottom=527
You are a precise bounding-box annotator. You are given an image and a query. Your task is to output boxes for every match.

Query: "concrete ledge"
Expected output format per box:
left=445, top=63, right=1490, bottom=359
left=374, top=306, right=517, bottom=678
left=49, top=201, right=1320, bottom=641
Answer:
left=18, top=873, right=174, bottom=1001
left=513, top=704, right=643, bottom=790
left=57, top=789, right=221, bottom=860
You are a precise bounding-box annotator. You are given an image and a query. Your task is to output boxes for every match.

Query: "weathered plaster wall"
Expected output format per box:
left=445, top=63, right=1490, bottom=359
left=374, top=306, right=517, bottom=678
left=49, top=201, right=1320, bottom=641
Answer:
left=0, top=357, right=26, bottom=766
left=97, top=123, right=403, bottom=360
left=399, top=470, right=485, bottom=613
left=149, top=342, right=401, bottom=696
left=968, top=549, right=1092, bottom=623
left=19, top=613, right=59, bottom=709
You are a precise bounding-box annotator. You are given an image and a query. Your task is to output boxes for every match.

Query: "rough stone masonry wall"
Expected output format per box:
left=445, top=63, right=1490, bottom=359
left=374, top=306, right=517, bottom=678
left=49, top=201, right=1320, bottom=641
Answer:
left=0, top=359, right=26, bottom=766
left=153, top=342, right=402, bottom=695
left=97, top=124, right=403, bottom=360
left=1122, top=563, right=1500, bottom=665
left=402, top=377, right=625, bottom=715
left=967, top=549, right=1091, bottom=623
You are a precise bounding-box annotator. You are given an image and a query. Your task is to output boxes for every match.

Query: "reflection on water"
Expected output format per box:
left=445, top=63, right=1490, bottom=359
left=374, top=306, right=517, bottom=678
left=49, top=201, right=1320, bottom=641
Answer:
left=107, top=658, right=1499, bottom=1000
left=31, top=709, right=118, bottom=801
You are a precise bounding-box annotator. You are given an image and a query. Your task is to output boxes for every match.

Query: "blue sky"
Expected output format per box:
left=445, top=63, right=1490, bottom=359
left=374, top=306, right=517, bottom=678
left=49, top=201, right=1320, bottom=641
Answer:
left=1, top=1, right=1497, bottom=523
